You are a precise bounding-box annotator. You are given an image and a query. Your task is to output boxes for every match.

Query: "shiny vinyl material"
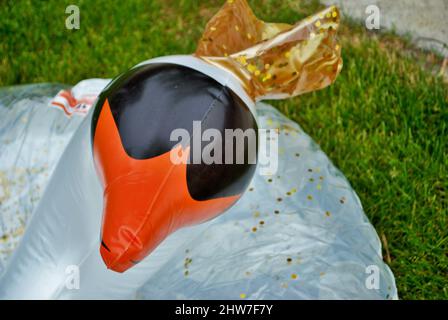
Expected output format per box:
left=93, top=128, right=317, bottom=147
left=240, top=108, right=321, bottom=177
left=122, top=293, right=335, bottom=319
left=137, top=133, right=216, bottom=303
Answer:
left=0, top=83, right=397, bottom=299
left=84, top=0, right=345, bottom=272
left=195, top=0, right=342, bottom=100
left=91, top=64, right=258, bottom=272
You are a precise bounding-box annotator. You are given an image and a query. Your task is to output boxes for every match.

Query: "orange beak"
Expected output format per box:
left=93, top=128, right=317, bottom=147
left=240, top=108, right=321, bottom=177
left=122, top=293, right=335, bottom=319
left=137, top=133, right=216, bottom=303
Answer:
left=93, top=100, right=239, bottom=272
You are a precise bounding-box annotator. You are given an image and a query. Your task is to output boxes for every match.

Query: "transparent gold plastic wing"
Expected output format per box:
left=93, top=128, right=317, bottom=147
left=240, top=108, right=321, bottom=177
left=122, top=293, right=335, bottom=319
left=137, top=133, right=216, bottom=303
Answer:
left=195, top=0, right=343, bottom=101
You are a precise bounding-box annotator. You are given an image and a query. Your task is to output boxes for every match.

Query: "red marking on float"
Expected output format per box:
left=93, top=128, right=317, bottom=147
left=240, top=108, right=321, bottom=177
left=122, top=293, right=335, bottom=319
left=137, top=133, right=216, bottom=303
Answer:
left=93, top=100, right=240, bottom=272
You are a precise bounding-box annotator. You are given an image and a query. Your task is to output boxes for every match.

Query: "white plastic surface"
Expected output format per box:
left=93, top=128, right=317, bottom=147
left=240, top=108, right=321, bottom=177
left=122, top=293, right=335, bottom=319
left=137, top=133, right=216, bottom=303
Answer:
left=0, top=82, right=397, bottom=300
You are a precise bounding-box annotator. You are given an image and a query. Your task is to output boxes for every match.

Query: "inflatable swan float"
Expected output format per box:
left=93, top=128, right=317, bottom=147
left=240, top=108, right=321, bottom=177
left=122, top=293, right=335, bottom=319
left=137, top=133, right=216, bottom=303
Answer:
left=0, top=0, right=397, bottom=299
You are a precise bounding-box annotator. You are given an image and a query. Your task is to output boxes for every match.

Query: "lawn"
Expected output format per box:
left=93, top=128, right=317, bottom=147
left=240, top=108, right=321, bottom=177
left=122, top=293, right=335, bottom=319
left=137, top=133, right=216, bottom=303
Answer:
left=0, top=0, right=447, bottom=299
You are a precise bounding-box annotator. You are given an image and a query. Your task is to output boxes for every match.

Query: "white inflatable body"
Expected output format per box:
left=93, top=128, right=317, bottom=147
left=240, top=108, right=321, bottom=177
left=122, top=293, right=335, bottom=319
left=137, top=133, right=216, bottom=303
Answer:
left=0, top=57, right=398, bottom=300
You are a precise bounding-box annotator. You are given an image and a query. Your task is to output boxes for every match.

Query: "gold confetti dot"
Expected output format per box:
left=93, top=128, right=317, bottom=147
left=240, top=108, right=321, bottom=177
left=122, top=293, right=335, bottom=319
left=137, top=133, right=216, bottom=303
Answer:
left=249, top=187, right=254, bottom=191
left=184, top=257, right=193, bottom=269
left=315, top=20, right=321, bottom=27
left=307, top=195, right=313, bottom=200
left=259, top=221, right=265, bottom=225
left=326, top=12, right=332, bottom=18
left=268, top=178, right=273, bottom=183
left=325, top=211, right=331, bottom=217
left=237, top=55, right=247, bottom=65
left=284, top=51, right=291, bottom=58
left=253, top=211, right=260, bottom=218
left=317, top=184, right=322, bottom=190
left=247, top=33, right=252, bottom=40
left=235, top=25, right=240, bottom=31
left=335, top=44, right=340, bottom=51
left=277, top=197, right=283, bottom=202
left=291, top=274, right=298, bottom=280
left=210, top=27, right=217, bottom=31
left=228, top=0, right=234, bottom=3
left=184, top=270, right=189, bottom=276
left=240, top=293, right=246, bottom=299
left=264, top=63, right=271, bottom=70
left=254, top=70, right=261, bottom=76
left=262, top=73, right=272, bottom=82
left=332, top=11, right=338, bottom=18
left=252, top=227, right=258, bottom=232
left=247, top=64, right=257, bottom=73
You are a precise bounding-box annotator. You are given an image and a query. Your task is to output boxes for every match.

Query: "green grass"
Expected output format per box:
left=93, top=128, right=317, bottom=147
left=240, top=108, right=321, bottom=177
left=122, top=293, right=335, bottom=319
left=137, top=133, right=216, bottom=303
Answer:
left=1, top=0, right=447, bottom=299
